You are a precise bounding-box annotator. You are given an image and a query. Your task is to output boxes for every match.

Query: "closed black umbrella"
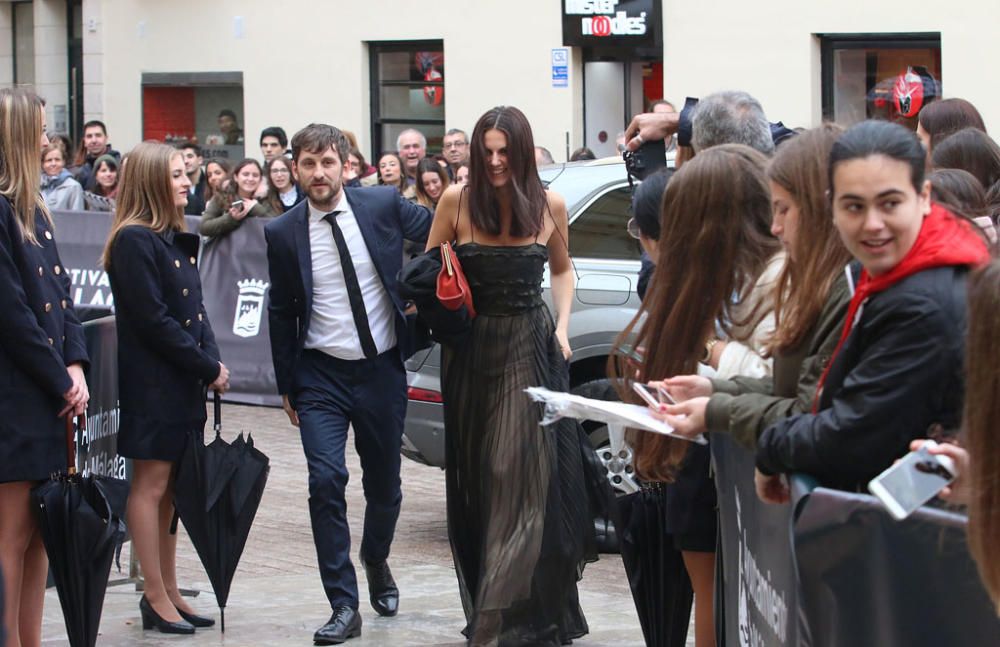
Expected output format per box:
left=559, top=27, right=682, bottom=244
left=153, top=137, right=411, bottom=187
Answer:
left=172, top=393, right=269, bottom=632
left=31, top=415, right=129, bottom=647
left=618, top=485, right=693, bottom=647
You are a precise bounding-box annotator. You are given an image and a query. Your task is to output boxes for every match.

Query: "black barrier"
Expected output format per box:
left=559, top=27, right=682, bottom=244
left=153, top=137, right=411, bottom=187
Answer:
left=79, top=315, right=126, bottom=479
left=198, top=217, right=279, bottom=406
left=712, top=435, right=1000, bottom=647
left=51, top=211, right=204, bottom=309
left=713, top=434, right=797, bottom=647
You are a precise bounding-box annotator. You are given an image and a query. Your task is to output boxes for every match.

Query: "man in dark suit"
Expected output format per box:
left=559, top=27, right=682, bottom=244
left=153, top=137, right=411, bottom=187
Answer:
left=264, top=123, right=431, bottom=645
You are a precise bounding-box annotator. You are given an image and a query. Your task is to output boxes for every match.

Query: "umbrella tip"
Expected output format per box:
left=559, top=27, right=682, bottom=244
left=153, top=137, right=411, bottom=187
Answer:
left=221, top=607, right=225, bottom=633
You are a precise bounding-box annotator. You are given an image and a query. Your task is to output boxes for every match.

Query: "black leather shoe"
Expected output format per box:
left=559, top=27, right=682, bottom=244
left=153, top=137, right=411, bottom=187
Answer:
left=313, top=606, right=362, bottom=645
left=176, top=606, right=215, bottom=628
left=139, top=596, right=195, bottom=634
left=360, top=553, right=399, bottom=617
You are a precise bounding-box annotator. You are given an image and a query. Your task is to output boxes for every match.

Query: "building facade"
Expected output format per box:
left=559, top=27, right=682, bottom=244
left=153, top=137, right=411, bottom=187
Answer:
left=1, top=0, right=996, bottom=163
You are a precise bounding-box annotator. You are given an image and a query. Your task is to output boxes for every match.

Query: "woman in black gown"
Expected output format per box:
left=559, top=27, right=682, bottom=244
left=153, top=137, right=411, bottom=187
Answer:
left=425, top=106, right=598, bottom=645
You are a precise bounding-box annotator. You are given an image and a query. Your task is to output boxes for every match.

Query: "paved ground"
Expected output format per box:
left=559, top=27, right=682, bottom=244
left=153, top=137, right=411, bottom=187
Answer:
left=39, top=403, right=693, bottom=646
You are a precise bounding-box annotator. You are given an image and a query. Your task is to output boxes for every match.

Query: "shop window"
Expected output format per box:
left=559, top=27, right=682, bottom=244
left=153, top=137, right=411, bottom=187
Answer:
left=369, top=41, right=445, bottom=163
left=820, top=33, right=942, bottom=129
left=141, top=72, right=245, bottom=160
left=569, top=186, right=641, bottom=261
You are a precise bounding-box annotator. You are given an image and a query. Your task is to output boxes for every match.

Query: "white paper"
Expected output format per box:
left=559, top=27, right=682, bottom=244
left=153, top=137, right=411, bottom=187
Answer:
left=525, top=386, right=707, bottom=445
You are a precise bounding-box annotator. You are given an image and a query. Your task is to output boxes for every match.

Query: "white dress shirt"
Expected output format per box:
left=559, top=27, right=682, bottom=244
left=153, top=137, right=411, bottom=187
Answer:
left=304, top=193, right=396, bottom=360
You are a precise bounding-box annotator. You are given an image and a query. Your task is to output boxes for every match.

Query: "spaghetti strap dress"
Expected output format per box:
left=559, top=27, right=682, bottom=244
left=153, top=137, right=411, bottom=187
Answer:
left=441, top=211, right=604, bottom=645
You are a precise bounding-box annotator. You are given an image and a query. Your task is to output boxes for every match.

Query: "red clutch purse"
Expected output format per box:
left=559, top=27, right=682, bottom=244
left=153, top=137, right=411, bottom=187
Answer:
left=436, top=241, right=476, bottom=318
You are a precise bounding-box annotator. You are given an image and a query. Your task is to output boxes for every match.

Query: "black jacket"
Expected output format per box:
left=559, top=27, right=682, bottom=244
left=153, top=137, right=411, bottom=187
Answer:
left=73, top=145, right=121, bottom=190
left=184, top=171, right=208, bottom=216
left=756, top=265, right=970, bottom=490
left=0, top=198, right=88, bottom=482
left=265, top=186, right=431, bottom=395
left=107, top=226, right=221, bottom=449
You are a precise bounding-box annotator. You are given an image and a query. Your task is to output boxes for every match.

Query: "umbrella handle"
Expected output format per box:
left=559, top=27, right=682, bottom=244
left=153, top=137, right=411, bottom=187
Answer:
left=214, top=390, right=222, bottom=438
left=65, top=414, right=84, bottom=475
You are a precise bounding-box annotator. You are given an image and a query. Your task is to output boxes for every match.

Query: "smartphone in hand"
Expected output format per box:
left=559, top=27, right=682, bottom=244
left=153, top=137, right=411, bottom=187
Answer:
left=868, top=440, right=956, bottom=521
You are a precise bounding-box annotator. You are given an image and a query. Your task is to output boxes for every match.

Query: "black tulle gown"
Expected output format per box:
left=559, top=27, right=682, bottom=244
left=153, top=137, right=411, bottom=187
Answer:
left=441, top=242, right=600, bottom=646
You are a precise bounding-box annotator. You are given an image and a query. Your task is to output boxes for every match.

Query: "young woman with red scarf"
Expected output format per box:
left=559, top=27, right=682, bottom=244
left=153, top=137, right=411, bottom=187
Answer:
left=753, top=120, right=990, bottom=501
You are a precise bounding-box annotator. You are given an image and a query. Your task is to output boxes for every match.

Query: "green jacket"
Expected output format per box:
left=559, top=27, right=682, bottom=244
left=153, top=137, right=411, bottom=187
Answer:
left=704, top=270, right=851, bottom=450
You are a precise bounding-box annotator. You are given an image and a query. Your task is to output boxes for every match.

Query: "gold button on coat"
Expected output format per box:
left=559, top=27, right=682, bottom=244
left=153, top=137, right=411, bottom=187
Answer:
left=44, top=231, right=52, bottom=240
left=38, top=266, right=43, bottom=276
left=44, top=303, right=52, bottom=312
left=61, top=300, right=67, bottom=309
left=198, top=313, right=203, bottom=321
left=184, top=319, right=191, bottom=327
left=174, top=260, right=181, bottom=268
left=182, top=288, right=189, bottom=296
left=189, top=257, right=196, bottom=265
left=48, top=337, right=54, bottom=345
left=54, top=265, right=61, bottom=275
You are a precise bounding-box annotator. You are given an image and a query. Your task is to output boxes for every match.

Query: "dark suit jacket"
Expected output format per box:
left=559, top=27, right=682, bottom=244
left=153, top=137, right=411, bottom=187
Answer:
left=107, top=226, right=221, bottom=440
left=184, top=171, right=208, bottom=215
left=265, top=185, right=431, bottom=395
left=0, top=197, right=88, bottom=482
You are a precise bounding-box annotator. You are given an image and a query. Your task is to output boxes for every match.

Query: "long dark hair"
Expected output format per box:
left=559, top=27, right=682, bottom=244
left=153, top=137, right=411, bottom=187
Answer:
left=964, top=259, right=1000, bottom=610
left=767, top=124, right=851, bottom=353
left=918, top=98, right=986, bottom=151
left=829, top=120, right=927, bottom=193
left=610, top=145, right=780, bottom=480
left=931, top=127, right=1000, bottom=191
left=468, top=106, right=547, bottom=238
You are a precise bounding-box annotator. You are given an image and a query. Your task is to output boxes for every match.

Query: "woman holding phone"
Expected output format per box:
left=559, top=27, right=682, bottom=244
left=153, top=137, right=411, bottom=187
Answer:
left=103, top=142, right=230, bottom=634
left=0, top=87, right=90, bottom=647
left=198, top=158, right=277, bottom=238
left=753, top=120, right=988, bottom=500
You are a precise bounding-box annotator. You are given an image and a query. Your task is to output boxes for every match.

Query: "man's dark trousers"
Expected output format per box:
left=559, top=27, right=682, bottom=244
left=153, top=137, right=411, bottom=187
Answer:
left=294, top=347, right=406, bottom=609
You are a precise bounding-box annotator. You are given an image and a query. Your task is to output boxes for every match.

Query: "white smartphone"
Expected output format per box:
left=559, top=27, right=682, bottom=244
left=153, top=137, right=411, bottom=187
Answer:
left=632, top=382, right=676, bottom=408
left=868, top=440, right=956, bottom=521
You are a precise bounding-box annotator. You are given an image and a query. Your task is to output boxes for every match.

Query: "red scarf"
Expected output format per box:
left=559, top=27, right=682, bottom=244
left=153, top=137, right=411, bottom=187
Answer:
left=812, top=203, right=989, bottom=412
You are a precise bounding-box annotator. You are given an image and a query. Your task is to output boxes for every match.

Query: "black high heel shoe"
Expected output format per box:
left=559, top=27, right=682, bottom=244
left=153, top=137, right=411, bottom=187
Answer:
left=139, top=596, right=195, bottom=634
left=176, top=606, right=215, bottom=628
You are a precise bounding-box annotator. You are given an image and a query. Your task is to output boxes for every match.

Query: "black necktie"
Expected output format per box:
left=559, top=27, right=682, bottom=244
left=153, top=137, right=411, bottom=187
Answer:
left=323, top=211, right=378, bottom=359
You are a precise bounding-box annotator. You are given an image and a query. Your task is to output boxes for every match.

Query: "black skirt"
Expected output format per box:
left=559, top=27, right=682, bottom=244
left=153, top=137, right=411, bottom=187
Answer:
left=116, top=413, right=205, bottom=462
left=664, top=442, right=718, bottom=553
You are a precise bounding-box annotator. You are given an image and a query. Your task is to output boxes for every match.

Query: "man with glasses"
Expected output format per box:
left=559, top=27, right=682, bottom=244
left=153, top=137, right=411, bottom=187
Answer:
left=441, top=128, right=469, bottom=178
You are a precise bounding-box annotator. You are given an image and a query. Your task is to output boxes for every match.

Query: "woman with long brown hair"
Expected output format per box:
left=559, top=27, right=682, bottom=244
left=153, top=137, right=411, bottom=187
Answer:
left=423, top=105, right=603, bottom=645
left=198, top=158, right=278, bottom=238
left=660, top=125, right=852, bottom=447
left=610, top=144, right=783, bottom=647
left=103, top=142, right=230, bottom=634
left=0, top=87, right=90, bottom=647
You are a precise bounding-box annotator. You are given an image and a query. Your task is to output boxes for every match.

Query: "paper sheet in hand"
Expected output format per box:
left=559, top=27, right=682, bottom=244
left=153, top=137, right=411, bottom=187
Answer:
left=525, top=386, right=707, bottom=444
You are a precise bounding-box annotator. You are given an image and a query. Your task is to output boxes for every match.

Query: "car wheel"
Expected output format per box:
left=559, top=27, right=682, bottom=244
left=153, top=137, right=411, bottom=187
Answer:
left=571, top=379, right=639, bottom=497
left=570, top=378, right=638, bottom=554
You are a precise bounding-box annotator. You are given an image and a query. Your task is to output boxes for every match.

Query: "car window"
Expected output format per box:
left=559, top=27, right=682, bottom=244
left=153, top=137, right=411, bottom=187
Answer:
left=568, top=186, right=641, bottom=261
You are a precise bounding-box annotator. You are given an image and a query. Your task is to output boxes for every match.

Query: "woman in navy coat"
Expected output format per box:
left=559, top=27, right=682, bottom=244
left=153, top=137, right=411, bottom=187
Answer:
left=0, top=88, right=90, bottom=647
left=103, top=142, right=230, bottom=634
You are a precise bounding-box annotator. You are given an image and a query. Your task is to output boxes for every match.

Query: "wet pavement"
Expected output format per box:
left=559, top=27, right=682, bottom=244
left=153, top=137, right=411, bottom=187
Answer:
left=39, top=403, right=692, bottom=646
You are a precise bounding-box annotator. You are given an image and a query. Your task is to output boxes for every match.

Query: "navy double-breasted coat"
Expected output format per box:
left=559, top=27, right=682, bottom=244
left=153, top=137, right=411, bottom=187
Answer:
left=0, top=197, right=88, bottom=482
left=107, top=225, right=221, bottom=461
